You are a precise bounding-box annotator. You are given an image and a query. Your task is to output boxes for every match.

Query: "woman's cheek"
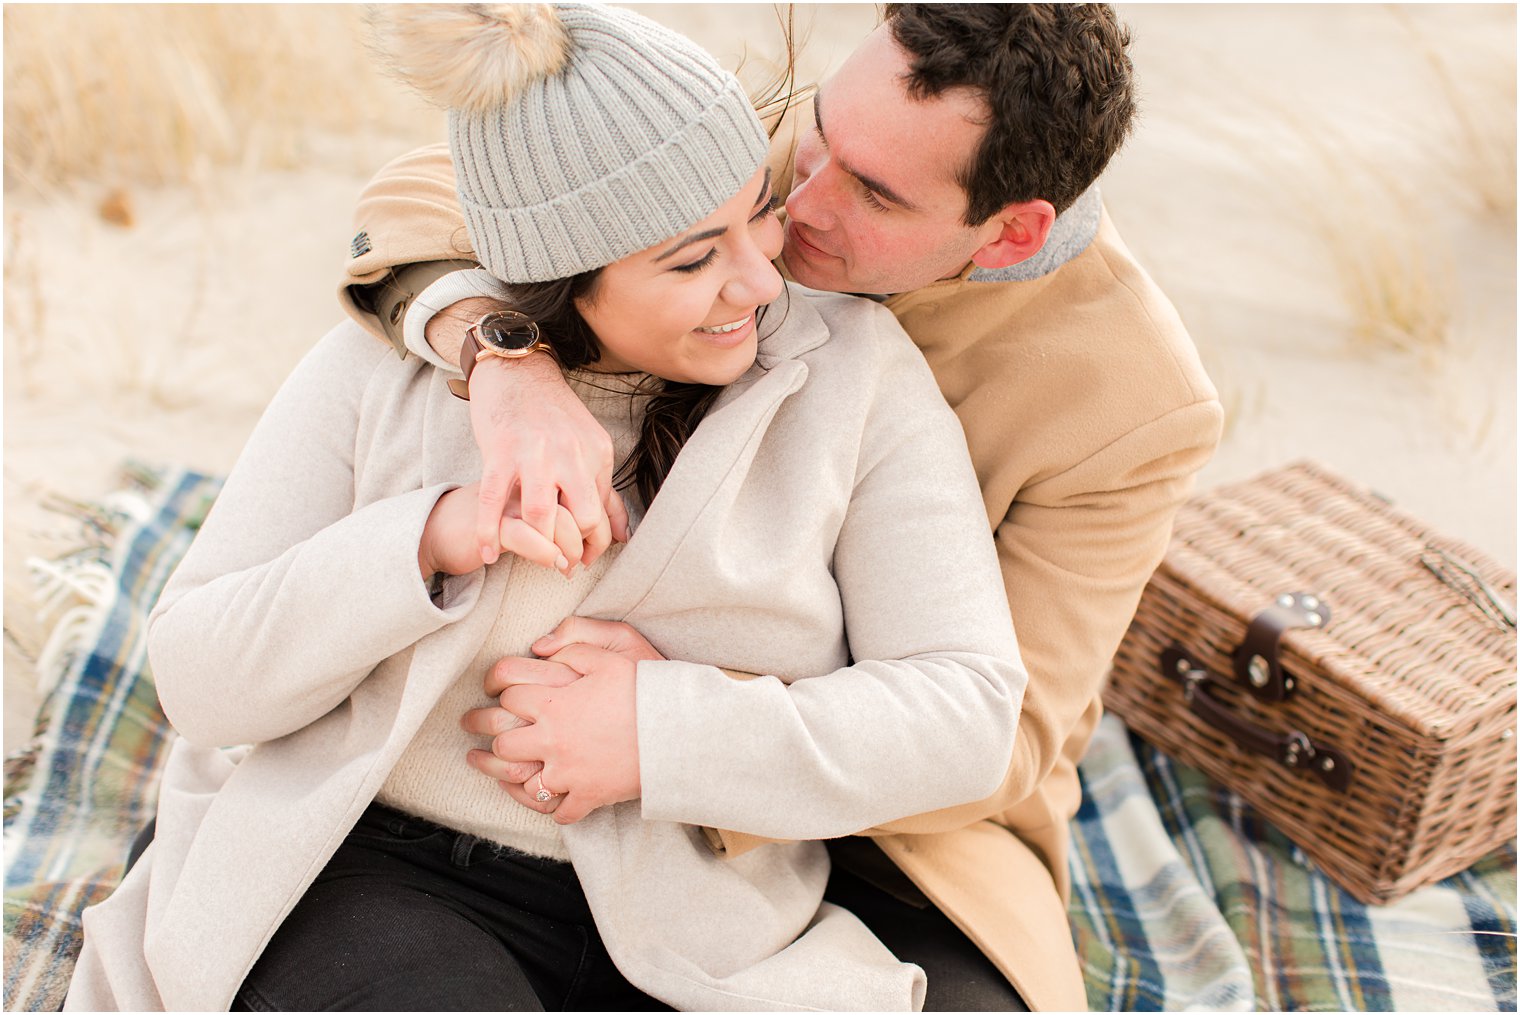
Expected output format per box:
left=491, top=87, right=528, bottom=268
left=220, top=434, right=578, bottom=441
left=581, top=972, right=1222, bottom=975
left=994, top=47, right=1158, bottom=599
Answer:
left=760, top=217, right=785, bottom=260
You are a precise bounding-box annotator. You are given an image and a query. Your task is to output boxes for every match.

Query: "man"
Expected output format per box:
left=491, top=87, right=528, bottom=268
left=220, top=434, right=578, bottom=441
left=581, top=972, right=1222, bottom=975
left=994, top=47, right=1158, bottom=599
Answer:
left=340, top=5, right=1222, bottom=1010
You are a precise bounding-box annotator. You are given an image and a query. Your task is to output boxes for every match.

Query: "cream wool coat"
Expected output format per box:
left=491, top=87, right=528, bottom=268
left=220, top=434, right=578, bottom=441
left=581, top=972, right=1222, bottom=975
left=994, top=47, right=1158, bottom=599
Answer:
left=65, top=288, right=1026, bottom=1012
left=335, top=139, right=1224, bottom=1011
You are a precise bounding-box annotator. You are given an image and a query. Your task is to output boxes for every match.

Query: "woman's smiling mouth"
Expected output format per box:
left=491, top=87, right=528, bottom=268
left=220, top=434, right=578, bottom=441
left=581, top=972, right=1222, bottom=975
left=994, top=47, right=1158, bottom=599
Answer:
left=692, top=313, right=756, bottom=349
left=695, top=315, right=752, bottom=335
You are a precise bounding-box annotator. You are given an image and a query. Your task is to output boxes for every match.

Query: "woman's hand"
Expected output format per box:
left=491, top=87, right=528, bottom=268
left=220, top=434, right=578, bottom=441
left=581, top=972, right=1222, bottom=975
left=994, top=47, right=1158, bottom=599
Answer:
left=460, top=654, right=580, bottom=787
left=418, top=483, right=591, bottom=580
left=466, top=644, right=641, bottom=823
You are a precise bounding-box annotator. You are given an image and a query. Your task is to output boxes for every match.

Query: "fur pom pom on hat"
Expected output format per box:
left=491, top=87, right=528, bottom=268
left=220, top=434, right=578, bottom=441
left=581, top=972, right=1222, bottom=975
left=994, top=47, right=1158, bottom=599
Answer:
left=373, top=3, right=769, bottom=283
left=375, top=4, right=572, bottom=114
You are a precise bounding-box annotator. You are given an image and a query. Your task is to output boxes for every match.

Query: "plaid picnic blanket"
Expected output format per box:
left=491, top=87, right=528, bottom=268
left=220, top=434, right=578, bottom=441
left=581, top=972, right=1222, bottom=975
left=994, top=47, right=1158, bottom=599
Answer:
left=4, top=465, right=1515, bottom=1012
left=1071, top=719, right=1516, bottom=1012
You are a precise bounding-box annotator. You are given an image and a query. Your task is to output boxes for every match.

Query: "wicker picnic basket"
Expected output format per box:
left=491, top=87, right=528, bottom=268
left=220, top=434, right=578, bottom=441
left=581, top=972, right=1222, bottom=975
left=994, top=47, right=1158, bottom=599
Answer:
left=1105, top=460, right=1517, bottom=904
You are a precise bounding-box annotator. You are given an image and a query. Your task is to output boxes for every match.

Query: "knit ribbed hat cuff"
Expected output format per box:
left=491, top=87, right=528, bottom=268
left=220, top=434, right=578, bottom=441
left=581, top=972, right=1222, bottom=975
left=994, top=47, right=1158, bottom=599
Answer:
left=461, top=76, right=768, bottom=283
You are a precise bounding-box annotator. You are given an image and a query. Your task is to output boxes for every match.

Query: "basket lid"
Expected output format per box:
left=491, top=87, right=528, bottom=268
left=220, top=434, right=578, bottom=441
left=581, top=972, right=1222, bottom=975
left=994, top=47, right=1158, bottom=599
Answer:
left=1165, top=460, right=1517, bottom=735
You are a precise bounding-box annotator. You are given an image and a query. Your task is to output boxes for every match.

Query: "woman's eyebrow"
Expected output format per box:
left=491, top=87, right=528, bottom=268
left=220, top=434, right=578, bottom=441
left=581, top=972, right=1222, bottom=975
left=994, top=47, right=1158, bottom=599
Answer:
left=752, top=166, right=774, bottom=209
left=656, top=227, right=726, bottom=262
left=656, top=168, right=775, bottom=263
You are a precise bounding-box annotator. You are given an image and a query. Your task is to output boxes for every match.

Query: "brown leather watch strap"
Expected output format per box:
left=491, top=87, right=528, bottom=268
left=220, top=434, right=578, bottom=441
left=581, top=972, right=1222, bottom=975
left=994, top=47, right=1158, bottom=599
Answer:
left=447, top=332, right=479, bottom=399
left=447, top=330, right=494, bottom=400
left=448, top=320, right=556, bottom=401
left=458, top=331, right=487, bottom=386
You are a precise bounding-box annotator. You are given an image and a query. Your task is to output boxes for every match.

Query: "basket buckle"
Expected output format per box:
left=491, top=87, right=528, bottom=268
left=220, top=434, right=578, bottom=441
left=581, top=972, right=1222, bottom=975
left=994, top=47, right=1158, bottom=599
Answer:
left=1233, top=592, right=1330, bottom=703
left=1281, top=731, right=1313, bottom=768
left=1162, top=645, right=1354, bottom=793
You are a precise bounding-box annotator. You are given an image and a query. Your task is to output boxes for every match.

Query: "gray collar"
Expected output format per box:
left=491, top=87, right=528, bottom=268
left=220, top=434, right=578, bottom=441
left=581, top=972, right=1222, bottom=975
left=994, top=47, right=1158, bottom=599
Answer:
left=967, top=184, right=1102, bottom=284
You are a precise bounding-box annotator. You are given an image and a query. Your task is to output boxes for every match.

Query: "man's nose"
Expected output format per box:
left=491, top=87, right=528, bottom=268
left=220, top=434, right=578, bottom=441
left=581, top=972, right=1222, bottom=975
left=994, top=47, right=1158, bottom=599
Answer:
left=785, top=157, right=835, bottom=230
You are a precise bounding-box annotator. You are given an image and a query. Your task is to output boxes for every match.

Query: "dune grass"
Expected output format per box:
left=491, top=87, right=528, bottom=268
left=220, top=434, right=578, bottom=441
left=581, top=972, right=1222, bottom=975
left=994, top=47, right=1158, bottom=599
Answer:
left=3, top=212, right=47, bottom=396
left=1, top=5, right=817, bottom=197
left=2, top=4, right=436, bottom=194
left=1389, top=6, right=1517, bottom=222
left=1306, top=9, right=1512, bottom=359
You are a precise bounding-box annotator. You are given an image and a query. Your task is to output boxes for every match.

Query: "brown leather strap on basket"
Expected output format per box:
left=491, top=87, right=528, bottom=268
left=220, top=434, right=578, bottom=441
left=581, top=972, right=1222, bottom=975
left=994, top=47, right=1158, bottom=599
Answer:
left=1162, top=644, right=1353, bottom=792
left=1232, top=592, right=1331, bottom=702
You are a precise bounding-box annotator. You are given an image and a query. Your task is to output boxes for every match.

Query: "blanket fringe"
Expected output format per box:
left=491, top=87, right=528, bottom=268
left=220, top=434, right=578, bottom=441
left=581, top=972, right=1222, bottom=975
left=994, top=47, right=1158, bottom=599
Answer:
left=26, top=556, right=116, bottom=699
left=22, top=464, right=164, bottom=699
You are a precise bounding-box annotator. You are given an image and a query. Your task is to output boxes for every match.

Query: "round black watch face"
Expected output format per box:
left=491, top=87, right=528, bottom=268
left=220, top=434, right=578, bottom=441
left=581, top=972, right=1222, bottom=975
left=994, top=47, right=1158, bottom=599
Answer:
left=478, top=311, right=540, bottom=351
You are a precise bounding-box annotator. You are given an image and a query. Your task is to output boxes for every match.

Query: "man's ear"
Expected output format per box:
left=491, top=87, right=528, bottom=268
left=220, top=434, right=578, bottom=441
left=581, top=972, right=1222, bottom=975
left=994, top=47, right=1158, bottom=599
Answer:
left=969, top=199, right=1057, bottom=271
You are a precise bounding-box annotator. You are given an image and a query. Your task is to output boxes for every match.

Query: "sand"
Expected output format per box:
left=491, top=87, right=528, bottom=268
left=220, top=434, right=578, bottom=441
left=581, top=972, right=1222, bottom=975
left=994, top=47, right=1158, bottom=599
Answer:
left=5, top=4, right=1515, bottom=748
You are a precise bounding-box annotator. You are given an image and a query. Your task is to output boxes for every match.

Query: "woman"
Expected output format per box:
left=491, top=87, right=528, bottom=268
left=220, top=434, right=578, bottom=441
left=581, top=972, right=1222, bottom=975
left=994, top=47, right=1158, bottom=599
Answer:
left=65, top=5, right=1024, bottom=1011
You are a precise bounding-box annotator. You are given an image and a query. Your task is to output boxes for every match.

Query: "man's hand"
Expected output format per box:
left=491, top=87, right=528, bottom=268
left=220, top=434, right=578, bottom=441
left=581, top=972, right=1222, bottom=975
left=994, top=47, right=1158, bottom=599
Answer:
left=468, top=358, right=630, bottom=570
left=423, top=297, right=630, bottom=571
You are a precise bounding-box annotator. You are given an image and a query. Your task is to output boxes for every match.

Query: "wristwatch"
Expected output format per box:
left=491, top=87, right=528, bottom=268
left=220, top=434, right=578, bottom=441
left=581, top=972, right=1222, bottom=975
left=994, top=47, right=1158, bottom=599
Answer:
left=447, top=310, right=556, bottom=399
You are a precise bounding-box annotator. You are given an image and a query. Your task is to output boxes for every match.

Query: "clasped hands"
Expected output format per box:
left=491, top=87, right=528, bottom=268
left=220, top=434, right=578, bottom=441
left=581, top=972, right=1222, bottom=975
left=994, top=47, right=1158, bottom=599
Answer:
left=423, top=298, right=629, bottom=578
left=459, top=617, right=664, bottom=824
left=465, top=352, right=628, bottom=575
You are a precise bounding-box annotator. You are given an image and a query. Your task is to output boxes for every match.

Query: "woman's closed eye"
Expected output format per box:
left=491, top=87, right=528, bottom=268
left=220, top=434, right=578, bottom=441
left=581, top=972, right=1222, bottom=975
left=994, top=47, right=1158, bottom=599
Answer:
left=671, top=192, right=778, bottom=274
left=751, top=192, right=779, bottom=222
left=672, top=248, right=720, bottom=274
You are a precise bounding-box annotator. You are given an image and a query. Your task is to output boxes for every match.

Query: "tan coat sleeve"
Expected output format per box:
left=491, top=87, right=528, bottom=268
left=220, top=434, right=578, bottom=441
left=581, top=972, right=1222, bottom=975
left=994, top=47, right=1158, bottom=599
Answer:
left=335, top=144, right=478, bottom=349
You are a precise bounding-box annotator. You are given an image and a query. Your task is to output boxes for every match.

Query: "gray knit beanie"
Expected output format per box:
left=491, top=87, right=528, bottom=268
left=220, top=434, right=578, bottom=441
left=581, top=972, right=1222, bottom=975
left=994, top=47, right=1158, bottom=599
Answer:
left=377, top=3, right=769, bottom=283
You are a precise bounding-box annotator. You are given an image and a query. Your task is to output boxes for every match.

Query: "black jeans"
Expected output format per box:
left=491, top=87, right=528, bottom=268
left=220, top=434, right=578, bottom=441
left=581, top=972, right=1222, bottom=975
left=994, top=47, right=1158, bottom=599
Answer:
left=227, top=804, right=1026, bottom=1011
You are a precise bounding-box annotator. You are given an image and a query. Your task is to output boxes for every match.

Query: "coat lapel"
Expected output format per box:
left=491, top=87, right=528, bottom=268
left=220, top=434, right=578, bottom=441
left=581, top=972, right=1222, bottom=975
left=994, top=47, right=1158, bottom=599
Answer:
left=578, top=291, right=829, bottom=620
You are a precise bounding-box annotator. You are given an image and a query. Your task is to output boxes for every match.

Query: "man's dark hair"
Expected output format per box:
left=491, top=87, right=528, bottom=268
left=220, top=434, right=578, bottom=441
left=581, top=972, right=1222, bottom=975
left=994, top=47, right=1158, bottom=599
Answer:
left=883, top=3, right=1136, bottom=223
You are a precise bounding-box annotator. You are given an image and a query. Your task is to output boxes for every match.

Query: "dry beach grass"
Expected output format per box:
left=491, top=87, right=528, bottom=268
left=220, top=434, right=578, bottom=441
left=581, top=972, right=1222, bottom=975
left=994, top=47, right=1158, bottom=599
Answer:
left=4, top=4, right=1515, bottom=748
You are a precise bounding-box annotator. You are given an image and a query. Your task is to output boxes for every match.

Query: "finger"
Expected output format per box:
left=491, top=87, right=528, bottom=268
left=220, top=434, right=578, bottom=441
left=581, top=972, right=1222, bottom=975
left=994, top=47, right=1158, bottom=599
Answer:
left=460, top=705, right=529, bottom=737
left=462, top=745, right=542, bottom=784
left=484, top=655, right=581, bottom=697
left=577, top=508, right=613, bottom=569
left=493, top=702, right=553, bottom=748
left=551, top=505, right=583, bottom=577
left=605, top=487, right=631, bottom=545
left=558, top=468, right=610, bottom=550
left=466, top=747, right=547, bottom=791
left=493, top=758, right=544, bottom=784
left=475, top=468, right=516, bottom=566
left=519, top=473, right=559, bottom=548
left=551, top=793, right=594, bottom=825
left=534, top=616, right=650, bottom=657
left=500, top=776, right=562, bottom=815
left=544, top=642, right=625, bottom=678
left=498, top=518, right=569, bottom=573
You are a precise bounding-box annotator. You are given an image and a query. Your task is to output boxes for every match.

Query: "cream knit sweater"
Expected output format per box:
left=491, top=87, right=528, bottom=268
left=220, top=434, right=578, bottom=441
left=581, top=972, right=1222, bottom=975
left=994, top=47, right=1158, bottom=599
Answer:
left=375, top=369, right=649, bottom=858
